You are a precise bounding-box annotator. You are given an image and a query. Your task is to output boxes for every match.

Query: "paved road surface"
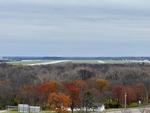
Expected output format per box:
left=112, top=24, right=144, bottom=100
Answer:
left=106, top=108, right=150, bottom=113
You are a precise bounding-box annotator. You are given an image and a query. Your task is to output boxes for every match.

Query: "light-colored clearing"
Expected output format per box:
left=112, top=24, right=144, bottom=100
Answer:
left=98, top=60, right=106, bottom=64
left=27, top=60, right=71, bottom=66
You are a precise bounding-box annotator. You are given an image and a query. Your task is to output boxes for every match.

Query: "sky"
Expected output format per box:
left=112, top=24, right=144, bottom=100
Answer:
left=0, top=0, right=150, bottom=57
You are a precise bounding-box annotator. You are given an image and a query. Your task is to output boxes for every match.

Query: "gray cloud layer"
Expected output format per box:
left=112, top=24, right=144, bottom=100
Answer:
left=0, top=0, right=150, bottom=56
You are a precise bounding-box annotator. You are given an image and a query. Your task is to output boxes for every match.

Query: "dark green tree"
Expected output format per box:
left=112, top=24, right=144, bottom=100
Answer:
left=84, top=91, right=94, bottom=113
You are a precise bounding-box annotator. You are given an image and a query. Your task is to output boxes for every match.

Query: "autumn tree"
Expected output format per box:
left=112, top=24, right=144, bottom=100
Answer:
left=112, top=85, right=125, bottom=107
left=133, top=83, right=146, bottom=102
left=113, top=85, right=137, bottom=106
left=96, top=79, right=109, bottom=101
left=38, top=80, right=58, bottom=93
left=124, top=86, right=136, bottom=104
left=18, top=85, right=37, bottom=104
left=37, top=80, right=58, bottom=107
left=73, top=80, right=86, bottom=91
left=96, top=79, right=109, bottom=92
left=73, top=80, right=87, bottom=106
left=48, top=92, right=71, bottom=113
left=63, top=82, right=80, bottom=113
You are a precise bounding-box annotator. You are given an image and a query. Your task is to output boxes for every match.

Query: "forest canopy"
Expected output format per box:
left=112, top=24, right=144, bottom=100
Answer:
left=0, top=63, right=150, bottom=110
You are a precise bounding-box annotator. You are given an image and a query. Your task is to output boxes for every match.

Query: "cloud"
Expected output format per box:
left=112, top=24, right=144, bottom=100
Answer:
left=0, top=0, right=149, bottom=6
left=1, top=0, right=150, bottom=18
left=0, top=0, right=150, bottom=56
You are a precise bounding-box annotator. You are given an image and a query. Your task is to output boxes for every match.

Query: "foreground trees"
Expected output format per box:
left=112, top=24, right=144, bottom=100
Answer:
left=48, top=92, right=70, bottom=113
left=83, top=91, right=94, bottom=113
left=63, top=82, right=81, bottom=113
left=112, top=83, right=147, bottom=107
left=0, top=78, right=148, bottom=111
left=37, top=81, right=58, bottom=107
left=0, top=63, right=150, bottom=110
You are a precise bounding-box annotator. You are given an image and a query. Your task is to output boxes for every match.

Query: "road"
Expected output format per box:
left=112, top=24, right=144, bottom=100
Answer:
left=106, top=107, right=150, bottom=113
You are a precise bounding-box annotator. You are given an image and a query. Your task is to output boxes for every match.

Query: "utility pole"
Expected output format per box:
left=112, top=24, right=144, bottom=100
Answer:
left=146, top=92, right=149, bottom=104
left=125, top=93, right=127, bottom=109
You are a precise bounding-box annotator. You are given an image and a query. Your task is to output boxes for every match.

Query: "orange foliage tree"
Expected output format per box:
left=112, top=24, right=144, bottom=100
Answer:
left=48, top=92, right=71, bottom=113
left=38, top=80, right=58, bottom=93
left=96, top=79, right=109, bottom=92
left=37, top=80, right=58, bottom=106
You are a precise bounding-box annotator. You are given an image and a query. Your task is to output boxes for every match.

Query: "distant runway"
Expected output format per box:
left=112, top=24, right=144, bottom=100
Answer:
left=27, top=60, right=71, bottom=66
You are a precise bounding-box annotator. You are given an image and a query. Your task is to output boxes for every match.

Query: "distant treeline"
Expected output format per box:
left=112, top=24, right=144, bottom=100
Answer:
left=2, top=56, right=150, bottom=61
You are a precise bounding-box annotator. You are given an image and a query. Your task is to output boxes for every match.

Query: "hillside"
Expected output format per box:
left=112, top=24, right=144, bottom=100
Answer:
left=1, top=63, right=150, bottom=84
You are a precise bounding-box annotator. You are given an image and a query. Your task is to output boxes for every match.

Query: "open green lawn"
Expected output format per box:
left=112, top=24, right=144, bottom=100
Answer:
left=4, top=111, right=55, bottom=113
left=68, top=60, right=100, bottom=64
left=69, top=60, right=131, bottom=64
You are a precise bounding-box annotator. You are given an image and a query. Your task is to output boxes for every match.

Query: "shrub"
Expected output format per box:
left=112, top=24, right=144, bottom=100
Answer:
left=128, top=103, right=138, bottom=108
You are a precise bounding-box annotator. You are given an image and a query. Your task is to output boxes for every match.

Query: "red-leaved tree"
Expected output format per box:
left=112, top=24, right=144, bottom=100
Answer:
left=63, top=82, right=80, bottom=113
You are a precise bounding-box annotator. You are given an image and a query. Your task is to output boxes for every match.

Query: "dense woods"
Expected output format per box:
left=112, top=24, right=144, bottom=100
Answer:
left=0, top=63, right=150, bottom=112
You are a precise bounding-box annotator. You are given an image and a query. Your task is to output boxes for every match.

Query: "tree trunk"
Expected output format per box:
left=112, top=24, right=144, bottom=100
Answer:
left=71, top=106, right=74, bottom=113
left=86, top=107, right=87, bottom=113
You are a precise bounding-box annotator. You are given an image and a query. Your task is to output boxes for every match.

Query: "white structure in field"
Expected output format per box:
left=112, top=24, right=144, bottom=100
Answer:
left=30, top=106, right=40, bottom=113
left=18, top=104, right=40, bottom=113
left=18, top=104, right=29, bottom=113
left=66, top=104, right=105, bottom=112
left=95, top=105, right=105, bottom=112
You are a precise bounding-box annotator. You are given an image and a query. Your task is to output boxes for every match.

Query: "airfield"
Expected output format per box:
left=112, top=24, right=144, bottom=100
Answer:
left=6, top=59, right=150, bottom=66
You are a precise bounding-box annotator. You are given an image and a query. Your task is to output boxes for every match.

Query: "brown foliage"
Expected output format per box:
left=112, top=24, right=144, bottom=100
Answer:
left=73, top=80, right=86, bottom=90
left=38, top=80, right=58, bottom=93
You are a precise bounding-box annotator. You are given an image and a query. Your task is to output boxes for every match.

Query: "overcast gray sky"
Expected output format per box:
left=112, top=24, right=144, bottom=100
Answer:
left=0, top=0, right=150, bottom=56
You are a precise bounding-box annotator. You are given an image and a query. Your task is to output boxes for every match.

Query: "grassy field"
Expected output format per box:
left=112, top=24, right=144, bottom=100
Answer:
left=7, top=60, right=101, bottom=65
left=4, top=111, right=54, bottom=113
left=6, top=60, right=146, bottom=66
left=7, top=60, right=54, bottom=65
left=67, top=60, right=138, bottom=64
left=4, top=111, right=105, bottom=113
left=68, top=60, right=101, bottom=64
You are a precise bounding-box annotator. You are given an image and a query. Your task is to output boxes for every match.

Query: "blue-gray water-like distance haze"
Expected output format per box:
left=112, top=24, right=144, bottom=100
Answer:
left=0, top=0, right=150, bottom=57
